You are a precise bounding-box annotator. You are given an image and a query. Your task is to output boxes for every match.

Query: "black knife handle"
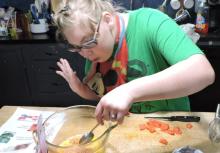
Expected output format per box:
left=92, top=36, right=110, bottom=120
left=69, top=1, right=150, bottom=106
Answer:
left=170, top=116, right=200, bottom=122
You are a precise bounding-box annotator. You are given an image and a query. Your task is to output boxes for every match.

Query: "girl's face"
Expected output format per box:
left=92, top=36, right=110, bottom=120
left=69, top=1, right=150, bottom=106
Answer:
left=63, top=13, right=116, bottom=63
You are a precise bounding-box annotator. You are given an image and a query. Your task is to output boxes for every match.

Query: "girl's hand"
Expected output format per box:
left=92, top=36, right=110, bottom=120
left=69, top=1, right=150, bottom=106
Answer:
left=95, top=84, right=133, bottom=125
left=56, top=58, right=82, bottom=93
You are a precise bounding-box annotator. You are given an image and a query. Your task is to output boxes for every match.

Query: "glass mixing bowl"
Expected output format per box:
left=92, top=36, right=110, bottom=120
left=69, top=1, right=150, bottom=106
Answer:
left=40, top=105, right=110, bottom=153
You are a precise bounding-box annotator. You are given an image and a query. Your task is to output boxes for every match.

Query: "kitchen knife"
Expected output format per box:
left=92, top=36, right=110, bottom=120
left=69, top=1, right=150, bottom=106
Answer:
left=144, top=116, right=200, bottom=122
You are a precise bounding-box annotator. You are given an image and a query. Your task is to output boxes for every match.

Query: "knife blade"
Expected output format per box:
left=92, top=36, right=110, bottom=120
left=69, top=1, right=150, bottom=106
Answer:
left=144, top=116, right=200, bottom=122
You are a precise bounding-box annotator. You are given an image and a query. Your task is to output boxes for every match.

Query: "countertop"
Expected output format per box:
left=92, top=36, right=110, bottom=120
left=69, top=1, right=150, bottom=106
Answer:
left=0, top=30, right=57, bottom=44
left=198, top=32, right=220, bottom=47
left=0, top=106, right=220, bottom=153
left=0, top=29, right=220, bottom=47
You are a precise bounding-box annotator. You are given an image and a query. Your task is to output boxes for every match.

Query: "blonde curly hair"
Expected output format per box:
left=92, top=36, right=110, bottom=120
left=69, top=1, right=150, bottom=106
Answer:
left=53, top=0, right=124, bottom=40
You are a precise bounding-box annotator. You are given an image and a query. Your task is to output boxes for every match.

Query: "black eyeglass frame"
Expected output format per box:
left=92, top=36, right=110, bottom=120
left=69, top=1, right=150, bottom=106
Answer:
left=66, top=15, right=102, bottom=53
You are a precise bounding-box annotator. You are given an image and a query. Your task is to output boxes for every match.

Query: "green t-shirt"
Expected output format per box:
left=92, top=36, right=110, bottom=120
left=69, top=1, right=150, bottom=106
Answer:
left=85, top=8, right=204, bottom=113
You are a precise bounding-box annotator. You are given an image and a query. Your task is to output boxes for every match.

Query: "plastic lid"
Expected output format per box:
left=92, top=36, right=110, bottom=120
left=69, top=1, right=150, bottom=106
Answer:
left=170, top=0, right=181, bottom=10
left=184, top=0, right=195, bottom=9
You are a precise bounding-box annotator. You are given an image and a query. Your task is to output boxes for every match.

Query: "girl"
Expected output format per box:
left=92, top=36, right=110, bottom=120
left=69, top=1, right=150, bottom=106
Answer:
left=54, top=0, right=215, bottom=124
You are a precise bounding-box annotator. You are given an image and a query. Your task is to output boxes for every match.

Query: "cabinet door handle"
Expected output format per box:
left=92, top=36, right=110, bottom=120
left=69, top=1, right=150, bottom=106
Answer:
left=49, top=66, right=57, bottom=71
left=52, top=82, right=60, bottom=86
left=44, top=52, right=58, bottom=56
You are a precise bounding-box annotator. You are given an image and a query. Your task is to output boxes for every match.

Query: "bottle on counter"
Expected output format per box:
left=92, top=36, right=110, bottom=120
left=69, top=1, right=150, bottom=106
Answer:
left=195, top=0, right=209, bottom=34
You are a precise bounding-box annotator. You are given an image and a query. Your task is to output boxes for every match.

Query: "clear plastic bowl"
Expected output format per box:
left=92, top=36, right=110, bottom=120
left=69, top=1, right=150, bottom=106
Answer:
left=42, top=105, right=110, bottom=153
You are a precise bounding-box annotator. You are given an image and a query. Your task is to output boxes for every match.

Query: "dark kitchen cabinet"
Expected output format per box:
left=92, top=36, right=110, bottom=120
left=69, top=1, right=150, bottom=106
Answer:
left=189, top=44, right=220, bottom=112
left=0, top=45, right=31, bottom=106
left=23, top=43, right=95, bottom=107
left=0, top=43, right=95, bottom=107
left=22, top=43, right=91, bottom=107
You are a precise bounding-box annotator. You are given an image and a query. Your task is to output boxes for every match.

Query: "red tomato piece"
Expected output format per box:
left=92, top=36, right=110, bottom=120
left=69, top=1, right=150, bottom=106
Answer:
left=139, top=124, right=146, bottom=130
left=186, top=123, right=193, bottom=129
left=159, top=138, right=168, bottom=145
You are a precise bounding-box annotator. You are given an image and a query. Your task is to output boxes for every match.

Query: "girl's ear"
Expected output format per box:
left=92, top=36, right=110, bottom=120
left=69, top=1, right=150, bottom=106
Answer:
left=102, top=11, right=114, bottom=28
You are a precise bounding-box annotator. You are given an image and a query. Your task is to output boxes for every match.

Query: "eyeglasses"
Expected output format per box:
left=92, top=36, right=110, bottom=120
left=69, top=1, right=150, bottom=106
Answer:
left=65, top=15, right=102, bottom=53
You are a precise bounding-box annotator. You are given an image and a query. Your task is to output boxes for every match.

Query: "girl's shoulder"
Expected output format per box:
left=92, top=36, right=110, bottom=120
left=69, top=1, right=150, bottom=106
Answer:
left=127, top=7, right=173, bottom=32
left=128, top=8, right=170, bottom=20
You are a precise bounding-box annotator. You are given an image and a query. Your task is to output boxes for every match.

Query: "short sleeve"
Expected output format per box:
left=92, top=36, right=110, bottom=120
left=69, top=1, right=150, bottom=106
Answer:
left=149, top=11, right=203, bottom=65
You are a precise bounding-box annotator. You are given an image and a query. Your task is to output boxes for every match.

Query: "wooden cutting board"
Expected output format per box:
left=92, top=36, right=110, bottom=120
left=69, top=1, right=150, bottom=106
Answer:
left=105, top=112, right=220, bottom=153
left=0, top=106, right=219, bottom=153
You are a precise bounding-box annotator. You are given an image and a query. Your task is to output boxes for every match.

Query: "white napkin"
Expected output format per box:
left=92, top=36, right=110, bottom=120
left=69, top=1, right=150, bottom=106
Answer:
left=180, top=23, right=200, bottom=43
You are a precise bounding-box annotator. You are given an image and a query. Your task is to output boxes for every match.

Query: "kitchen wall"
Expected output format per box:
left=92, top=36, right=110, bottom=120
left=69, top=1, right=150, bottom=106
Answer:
left=0, top=0, right=34, bottom=11
left=113, top=0, right=197, bottom=22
